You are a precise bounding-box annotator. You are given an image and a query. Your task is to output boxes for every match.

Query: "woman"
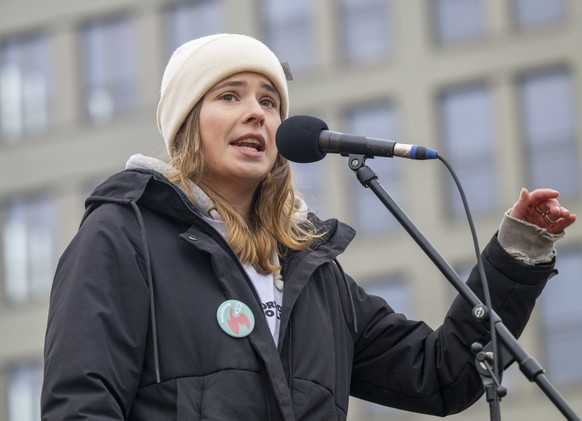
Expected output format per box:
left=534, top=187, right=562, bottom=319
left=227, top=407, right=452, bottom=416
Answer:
left=41, top=34, right=576, bottom=420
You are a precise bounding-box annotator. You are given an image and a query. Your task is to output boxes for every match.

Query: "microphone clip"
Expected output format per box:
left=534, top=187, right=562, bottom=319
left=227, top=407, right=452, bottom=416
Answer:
left=348, top=154, right=378, bottom=189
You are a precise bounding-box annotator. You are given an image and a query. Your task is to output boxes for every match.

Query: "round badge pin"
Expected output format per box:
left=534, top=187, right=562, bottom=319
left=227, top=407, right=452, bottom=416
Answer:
left=216, top=299, right=255, bottom=338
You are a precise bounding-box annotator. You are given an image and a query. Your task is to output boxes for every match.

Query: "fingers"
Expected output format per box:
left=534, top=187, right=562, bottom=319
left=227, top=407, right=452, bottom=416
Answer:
left=545, top=211, right=576, bottom=234
left=528, top=189, right=560, bottom=213
left=531, top=192, right=576, bottom=234
left=509, top=187, right=576, bottom=234
left=530, top=189, right=563, bottom=224
left=526, top=188, right=560, bottom=203
left=534, top=199, right=562, bottom=218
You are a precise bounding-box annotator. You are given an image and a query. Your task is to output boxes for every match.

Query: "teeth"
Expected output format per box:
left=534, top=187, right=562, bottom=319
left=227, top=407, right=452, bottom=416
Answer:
left=233, top=138, right=261, bottom=151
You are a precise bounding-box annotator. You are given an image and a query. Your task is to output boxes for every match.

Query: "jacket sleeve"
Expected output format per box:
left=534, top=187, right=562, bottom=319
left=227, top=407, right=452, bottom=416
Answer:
left=349, top=234, right=554, bottom=416
left=41, top=203, right=151, bottom=420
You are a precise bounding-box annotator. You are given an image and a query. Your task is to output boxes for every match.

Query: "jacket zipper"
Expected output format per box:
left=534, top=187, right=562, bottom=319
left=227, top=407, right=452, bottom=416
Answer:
left=154, top=175, right=264, bottom=306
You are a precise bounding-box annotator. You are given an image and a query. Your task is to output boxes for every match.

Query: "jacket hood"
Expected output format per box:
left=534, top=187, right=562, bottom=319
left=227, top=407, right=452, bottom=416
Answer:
left=85, top=154, right=311, bottom=227
left=84, top=168, right=197, bottom=227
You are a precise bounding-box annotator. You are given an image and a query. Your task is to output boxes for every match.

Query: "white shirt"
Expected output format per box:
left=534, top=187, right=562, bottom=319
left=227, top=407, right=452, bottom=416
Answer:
left=204, top=217, right=283, bottom=345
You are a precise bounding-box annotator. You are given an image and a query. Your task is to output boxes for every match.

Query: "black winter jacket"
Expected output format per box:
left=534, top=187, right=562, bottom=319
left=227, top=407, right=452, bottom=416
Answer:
left=42, top=169, right=554, bottom=420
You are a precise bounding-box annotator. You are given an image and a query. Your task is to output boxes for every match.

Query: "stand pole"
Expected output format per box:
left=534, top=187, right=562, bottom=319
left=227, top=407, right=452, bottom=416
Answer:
left=348, top=156, right=580, bottom=421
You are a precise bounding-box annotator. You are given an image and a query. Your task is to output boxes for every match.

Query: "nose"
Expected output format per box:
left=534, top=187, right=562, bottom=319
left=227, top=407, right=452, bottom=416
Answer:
left=244, top=98, right=265, bottom=126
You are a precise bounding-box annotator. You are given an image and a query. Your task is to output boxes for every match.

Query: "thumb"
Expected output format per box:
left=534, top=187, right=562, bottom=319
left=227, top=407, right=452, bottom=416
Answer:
left=510, top=187, right=530, bottom=217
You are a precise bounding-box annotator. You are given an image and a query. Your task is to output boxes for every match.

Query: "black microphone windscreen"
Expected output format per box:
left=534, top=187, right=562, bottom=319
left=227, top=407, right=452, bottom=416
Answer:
left=276, top=115, right=328, bottom=163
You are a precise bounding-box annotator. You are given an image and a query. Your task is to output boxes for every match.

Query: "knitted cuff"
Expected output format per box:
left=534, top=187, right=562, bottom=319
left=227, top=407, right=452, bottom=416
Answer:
left=497, top=210, right=564, bottom=265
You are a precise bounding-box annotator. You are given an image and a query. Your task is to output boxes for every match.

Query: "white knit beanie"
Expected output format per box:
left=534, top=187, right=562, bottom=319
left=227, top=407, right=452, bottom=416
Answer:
left=157, top=33, right=290, bottom=155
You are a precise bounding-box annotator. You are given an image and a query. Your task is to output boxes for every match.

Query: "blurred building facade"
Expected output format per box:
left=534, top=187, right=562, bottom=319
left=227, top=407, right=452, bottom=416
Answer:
left=0, top=0, right=581, bottom=420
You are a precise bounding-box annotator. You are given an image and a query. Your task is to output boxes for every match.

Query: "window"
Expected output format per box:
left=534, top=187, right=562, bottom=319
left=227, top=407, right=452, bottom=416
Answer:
left=8, top=362, right=43, bottom=421
left=363, top=276, right=411, bottom=314
left=165, top=0, right=223, bottom=55
left=261, top=0, right=313, bottom=73
left=81, top=15, right=137, bottom=124
left=518, top=68, right=579, bottom=197
left=339, top=0, right=391, bottom=62
left=2, top=193, right=57, bottom=303
left=345, top=102, right=402, bottom=234
left=448, top=262, right=474, bottom=300
left=362, top=276, right=411, bottom=417
left=291, top=162, right=328, bottom=218
left=539, top=249, right=582, bottom=384
left=432, top=0, right=486, bottom=45
left=512, top=0, right=566, bottom=28
left=0, top=33, right=50, bottom=142
left=438, top=83, right=498, bottom=217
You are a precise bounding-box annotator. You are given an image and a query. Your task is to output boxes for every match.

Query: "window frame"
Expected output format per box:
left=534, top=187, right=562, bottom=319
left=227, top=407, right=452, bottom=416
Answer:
left=343, top=100, right=402, bottom=234
left=437, top=81, right=499, bottom=218
left=80, top=13, right=137, bottom=124
left=517, top=66, right=579, bottom=198
left=1, top=192, right=58, bottom=304
left=0, top=32, right=51, bottom=143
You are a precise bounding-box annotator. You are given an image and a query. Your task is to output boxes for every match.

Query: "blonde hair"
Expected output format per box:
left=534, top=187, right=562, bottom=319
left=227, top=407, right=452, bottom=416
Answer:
left=168, top=101, right=320, bottom=274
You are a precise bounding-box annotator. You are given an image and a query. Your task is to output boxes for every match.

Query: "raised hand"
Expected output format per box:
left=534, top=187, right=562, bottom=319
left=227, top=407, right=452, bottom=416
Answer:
left=509, top=188, right=576, bottom=235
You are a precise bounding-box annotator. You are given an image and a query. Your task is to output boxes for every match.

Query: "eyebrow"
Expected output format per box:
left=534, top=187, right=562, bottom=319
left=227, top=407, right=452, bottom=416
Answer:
left=210, top=79, right=280, bottom=98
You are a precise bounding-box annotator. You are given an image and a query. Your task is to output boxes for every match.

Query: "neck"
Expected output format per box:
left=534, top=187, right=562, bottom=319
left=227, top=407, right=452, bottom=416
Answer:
left=208, top=183, right=257, bottom=221
left=228, top=194, right=253, bottom=220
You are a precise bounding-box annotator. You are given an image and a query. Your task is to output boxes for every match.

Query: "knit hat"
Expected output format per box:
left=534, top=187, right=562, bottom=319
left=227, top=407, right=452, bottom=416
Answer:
left=157, top=33, right=290, bottom=155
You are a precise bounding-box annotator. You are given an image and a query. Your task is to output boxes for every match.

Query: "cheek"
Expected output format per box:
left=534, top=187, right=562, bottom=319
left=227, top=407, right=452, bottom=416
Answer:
left=269, top=118, right=281, bottom=143
left=199, top=118, right=215, bottom=143
left=198, top=128, right=219, bottom=165
left=199, top=118, right=225, bottom=160
left=268, top=125, right=280, bottom=160
left=201, top=141, right=220, bottom=165
left=199, top=103, right=224, bottom=144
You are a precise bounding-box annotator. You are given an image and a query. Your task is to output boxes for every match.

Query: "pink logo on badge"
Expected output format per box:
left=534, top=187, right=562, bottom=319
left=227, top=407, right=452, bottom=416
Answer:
left=217, top=300, right=255, bottom=338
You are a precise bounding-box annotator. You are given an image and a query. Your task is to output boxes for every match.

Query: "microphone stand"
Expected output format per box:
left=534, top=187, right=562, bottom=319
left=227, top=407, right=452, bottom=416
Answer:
left=347, top=154, right=580, bottom=421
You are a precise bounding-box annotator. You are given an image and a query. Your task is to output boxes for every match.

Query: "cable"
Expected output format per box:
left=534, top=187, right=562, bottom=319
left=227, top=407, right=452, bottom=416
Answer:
left=437, top=155, right=501, bottom=392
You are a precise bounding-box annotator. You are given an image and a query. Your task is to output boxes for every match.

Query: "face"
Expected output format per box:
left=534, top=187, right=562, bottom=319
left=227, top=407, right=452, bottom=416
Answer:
left=199, top=72, right=282, bottom=197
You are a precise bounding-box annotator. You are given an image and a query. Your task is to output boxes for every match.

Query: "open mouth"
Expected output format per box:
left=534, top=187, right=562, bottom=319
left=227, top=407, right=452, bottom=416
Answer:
left=230, top=138, right=264, bottom=152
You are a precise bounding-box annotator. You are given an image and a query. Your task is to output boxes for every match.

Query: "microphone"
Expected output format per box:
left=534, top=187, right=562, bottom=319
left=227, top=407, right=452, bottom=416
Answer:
left=276, top=115, right=438, bottom=163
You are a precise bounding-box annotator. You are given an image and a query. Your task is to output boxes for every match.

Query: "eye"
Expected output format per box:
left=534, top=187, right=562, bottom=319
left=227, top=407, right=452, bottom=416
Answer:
left=260, top=97, right=278, bottom=109
left=219, top=93, right=237, bottom=102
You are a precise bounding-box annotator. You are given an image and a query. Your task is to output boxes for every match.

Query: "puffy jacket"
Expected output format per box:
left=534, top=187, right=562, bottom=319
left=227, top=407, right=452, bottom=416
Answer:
left=41, top=168, right=554, bottom=420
